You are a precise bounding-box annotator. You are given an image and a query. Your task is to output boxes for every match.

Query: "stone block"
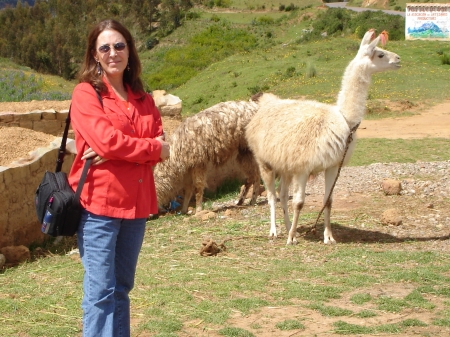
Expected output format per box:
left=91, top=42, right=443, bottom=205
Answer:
left=33, top=120, right=62, bottom=135
left=41, top=109, right=57, bottom=120
left=2, top=168, right=13, bottom=185
left=19, top=120, right=33, bottom=129
left=56, top=110, right=69, bottom=121
left=0, top=112, right=14, bottom=123
left=0, top=195, right=8, bottom=216
left=29, top=110, right=43, bottom=121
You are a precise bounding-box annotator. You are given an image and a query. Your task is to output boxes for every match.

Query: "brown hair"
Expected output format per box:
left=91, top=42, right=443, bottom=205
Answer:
left=78, top=19, right=144, bottom=94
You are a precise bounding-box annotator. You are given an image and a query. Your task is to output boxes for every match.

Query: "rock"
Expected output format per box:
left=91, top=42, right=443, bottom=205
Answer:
left=224, top=209, right=235, bottom=217
left=381, top=179, right=402, bottom=195
left=381, top=208, right=403, bottom=226
left=201, top=212, right=217, bottom=221
left=0, top=245, right=30, bottom=265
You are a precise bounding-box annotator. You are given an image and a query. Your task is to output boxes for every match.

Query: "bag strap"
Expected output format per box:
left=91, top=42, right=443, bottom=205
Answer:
left=55, top=90, right=103, bottom=172
left=75, top=158, right=92, bottom=199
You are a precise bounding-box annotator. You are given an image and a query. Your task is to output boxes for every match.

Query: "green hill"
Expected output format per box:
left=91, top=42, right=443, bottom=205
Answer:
left=2, top=2, right=450, bottom=118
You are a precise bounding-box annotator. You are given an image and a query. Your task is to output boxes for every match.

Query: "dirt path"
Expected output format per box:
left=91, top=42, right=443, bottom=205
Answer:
left=358, top=101, right=450, bottom=139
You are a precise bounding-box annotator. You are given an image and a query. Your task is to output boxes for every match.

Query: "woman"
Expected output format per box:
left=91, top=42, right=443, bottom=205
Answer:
left=68, top=19, right=170, bottom=337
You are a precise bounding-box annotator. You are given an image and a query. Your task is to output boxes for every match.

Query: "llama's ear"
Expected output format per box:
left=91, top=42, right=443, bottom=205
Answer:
left=367, top=35, right=381, bottom=54
left=360, top=28, right=376, bottom=47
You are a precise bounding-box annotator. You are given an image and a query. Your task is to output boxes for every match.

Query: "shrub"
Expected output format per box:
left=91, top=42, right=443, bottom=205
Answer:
left=306, top=62, right=317, bottom=78
left=285, top=66, right=296, bottom=77
left=253, top=16, right=275, bottom=25
left=146, top=37, right=159, bottom=50
left=297, top=8, right=405, bottom=43
left=441, top=52, right=450, bottom=65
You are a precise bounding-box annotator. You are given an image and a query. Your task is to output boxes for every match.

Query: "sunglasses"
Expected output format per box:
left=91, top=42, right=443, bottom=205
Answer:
left=98, top=42, right=127, bottom=54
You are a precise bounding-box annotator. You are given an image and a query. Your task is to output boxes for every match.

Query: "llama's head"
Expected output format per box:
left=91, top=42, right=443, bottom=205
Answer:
left=357, top=29, right=401, bottom=74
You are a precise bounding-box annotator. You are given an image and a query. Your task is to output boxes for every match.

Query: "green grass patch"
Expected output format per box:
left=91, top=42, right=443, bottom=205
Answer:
left=334, top=318, right=427, bottom=335
left=349, top=138, right=450, bottom=166
left=219, top=327, right=255, bottom=337
left=355, top=310, right=378, bottom=318
left=307, top=302, right=353, bottom=316
left=350, top=293, right=372, bottom=305
left=276, top=318, right=305, bottom=330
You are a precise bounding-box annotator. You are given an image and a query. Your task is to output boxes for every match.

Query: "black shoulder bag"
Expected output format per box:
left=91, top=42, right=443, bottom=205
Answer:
left=34, top=92, right=102, bottom=237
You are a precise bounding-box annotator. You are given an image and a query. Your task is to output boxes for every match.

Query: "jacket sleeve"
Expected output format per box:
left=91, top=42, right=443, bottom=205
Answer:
left=70, top=83, right=162, bottom=164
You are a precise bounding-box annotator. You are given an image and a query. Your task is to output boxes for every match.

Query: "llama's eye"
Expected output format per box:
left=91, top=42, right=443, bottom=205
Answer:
left=378, top=52, right=385, bottom=58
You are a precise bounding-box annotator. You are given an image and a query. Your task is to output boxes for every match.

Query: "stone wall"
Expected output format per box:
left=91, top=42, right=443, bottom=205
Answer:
left=0, top=92, right=182, bottom=137
left=0, top=109, right=71, bottom=136
left=0, top=138, right=76, bottom=248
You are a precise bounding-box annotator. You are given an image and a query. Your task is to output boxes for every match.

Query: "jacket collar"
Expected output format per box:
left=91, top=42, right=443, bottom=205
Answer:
left=102, top=79, right=145, bottom=101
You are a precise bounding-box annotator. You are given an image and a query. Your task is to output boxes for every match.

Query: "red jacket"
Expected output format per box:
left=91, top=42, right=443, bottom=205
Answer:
left=68, top=81, right=163, bottom=219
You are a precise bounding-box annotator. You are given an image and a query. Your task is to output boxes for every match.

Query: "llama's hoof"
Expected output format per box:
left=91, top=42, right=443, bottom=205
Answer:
left=323, top=237, right=336, bottom=245
left=286, top=238, right=298, bottom=245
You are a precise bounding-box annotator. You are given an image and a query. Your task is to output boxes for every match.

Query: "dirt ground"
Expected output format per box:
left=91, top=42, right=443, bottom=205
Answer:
left=2, top=99, right=450, bottom=336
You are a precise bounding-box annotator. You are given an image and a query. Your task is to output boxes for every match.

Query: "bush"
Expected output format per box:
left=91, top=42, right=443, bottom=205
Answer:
left=441, top=52, right=450, bottom=65
left=145, top=37, right=159, bottom=50
left=305, top=62, right=317, bottom=78
left=253, top=16, right=275, bottom=25
left=297, top=8, right=405, bottom=43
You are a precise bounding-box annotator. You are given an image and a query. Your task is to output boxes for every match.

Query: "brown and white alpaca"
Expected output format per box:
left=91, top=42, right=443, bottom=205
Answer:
left=245, top=29, right=401, bottom=244
left=154, top=94, right=269, bottom=214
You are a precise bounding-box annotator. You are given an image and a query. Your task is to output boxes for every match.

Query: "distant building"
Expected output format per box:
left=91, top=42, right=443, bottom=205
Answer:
left=405, top=3, right=450, bottom=40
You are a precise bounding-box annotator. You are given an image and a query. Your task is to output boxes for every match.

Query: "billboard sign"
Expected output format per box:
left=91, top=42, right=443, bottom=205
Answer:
left=405, top=3, right=450, bottom=40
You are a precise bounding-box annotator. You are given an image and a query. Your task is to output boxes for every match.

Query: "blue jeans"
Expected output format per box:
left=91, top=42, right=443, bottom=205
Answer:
left=77, top=209, right=146, bottom=337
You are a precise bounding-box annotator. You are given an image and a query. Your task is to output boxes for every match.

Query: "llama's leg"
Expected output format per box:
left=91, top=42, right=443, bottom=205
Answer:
left=192, top=165, right=207, bottom=214
left=279, top=175, right=292, bottom=233
left=181, top=185, right=194, bottom=214
left=323, top=166, right=339, bottom=244
left=236, top=150, right=260, bottom=206
left=181, top=173, right=194, bottom=214
left=259, top=164, right=277, bottom=238
left=287, top=173, right=308, bottom=245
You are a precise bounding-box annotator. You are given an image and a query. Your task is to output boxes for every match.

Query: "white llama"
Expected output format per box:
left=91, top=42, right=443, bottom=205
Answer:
left=245, top=29, right=401, bottom=244
left=154, top=94, right=268, bottom=214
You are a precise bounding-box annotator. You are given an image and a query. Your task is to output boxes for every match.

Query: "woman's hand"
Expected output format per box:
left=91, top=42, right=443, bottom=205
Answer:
left=155, top=132, right=170, bottom=161
left=81, top=147, right=108, bottom=165
left=156, top=138, right=170, bottom=161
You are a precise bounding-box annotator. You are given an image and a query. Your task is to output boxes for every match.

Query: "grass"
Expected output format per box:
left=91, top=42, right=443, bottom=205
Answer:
left=350, top=138, right=450, bottom=166
left=2, top=3, right=450, bottom=336
left=2, top=214, right=450, bottom=336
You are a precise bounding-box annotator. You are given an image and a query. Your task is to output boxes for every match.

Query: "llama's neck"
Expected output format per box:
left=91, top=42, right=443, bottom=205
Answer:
left=336, top=61, right=372, bottom=128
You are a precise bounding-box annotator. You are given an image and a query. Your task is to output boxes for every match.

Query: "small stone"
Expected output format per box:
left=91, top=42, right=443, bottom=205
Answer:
left=381, top=208, right=403, bottom=226
left=381, top=179, right=402, bottom=195
left=0, top=245, right=30, bottom=265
